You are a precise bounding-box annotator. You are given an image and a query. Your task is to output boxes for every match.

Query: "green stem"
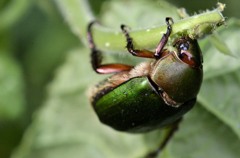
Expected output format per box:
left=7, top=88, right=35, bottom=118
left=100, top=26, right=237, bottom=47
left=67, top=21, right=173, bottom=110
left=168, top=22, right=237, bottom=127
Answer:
left=55, top=0, right=225, bottom=51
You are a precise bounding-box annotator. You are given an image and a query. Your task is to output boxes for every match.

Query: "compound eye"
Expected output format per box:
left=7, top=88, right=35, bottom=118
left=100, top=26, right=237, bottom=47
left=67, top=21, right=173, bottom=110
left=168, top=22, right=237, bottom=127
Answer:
left=177, top=42, right=191, bottom=59
left=175, top=40, right=195, bottom=67
left=179, top=43, right=189, bottom=51
left=174, top=37, right=203, bottom=68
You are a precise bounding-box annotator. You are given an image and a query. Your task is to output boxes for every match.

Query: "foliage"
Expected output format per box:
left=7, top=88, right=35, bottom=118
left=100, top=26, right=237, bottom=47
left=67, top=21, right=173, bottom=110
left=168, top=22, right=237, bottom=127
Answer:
left=0, top=0, right=239, bottom=158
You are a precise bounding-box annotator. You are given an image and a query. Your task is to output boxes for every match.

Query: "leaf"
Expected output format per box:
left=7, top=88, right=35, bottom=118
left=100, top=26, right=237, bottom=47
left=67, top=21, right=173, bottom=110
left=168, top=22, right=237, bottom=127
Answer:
left=198, top=19, right=240, bottom=138
left=0, top=52, right=25, bottom=120
left=0, top=52, right=25, bottom=158
left=100, top=0, right=179, bottom=28
left=168, top=105, right=240, bottom=158
left=19, top=11, right=80, bottom=112
left=207, top=18, right=240, bottom=57
left=12, top=48, right=240, bottom=158
left=209, top=34, right=233, bottom=56
left=12, top=1, right=240, bottom=158
left=11, top=48, right=150, bottom=158
left=0, top=0, right=31, bottom=31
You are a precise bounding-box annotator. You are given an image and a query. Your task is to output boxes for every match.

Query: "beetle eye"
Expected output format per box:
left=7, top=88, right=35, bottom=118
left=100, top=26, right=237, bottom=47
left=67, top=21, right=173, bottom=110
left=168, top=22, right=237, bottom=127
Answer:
left=174, top=37, right=202, bottom=68
left=179, top=43, right=189, bottom=51
left=177, top=42, right=191, bottom=59
left=176, top=41, right=195, bottom=67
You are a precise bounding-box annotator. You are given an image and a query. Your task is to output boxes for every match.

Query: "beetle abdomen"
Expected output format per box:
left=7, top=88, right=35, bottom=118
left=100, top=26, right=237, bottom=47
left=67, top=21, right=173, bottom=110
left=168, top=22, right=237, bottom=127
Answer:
left=92, top=77, right=195, bottom=133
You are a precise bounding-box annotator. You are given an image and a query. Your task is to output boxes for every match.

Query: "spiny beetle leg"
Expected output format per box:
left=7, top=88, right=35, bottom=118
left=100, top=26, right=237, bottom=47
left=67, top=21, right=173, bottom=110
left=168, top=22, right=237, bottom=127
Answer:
left=145, top=118, right=182, bottom=158
left=154, top=17, right=174, bottom=59
left=87, top=21, right=133, bottom=74
left=121, top=25, right=155, bottom=58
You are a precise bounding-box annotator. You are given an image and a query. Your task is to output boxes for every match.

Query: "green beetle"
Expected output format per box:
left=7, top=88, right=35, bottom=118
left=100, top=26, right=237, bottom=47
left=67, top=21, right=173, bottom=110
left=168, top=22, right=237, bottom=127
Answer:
left=87, top=17, right=203, bottom=157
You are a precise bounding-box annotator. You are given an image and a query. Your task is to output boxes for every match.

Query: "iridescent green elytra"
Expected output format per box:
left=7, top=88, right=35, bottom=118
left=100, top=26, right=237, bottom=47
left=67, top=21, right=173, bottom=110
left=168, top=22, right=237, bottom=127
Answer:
left=87, top=17, right=203, bottom=157
left=92, top=76, right=197, bottom=132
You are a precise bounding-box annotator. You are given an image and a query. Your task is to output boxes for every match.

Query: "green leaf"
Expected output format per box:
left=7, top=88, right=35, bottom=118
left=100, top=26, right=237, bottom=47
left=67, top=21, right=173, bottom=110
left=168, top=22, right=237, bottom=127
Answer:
left=198, top=19, right=240, bottom=138
left=0, top=0, right=32, bottom=31
left=0, top=52, right=25, bottom=120
left=168, top=105, right=240, bottom=158
left=12, top=1, right=240, bottom=158
left=209, top=34, right=233, bottom=56
left=19, top=11, right=80, bottom=113
left=12, top=47, right=240, bottom=158
left=100, top=0, right=179, bottom=28
left=11, top=48, right=150, bottom=158
left=0, top=52, right=25, bottom=157
left=207, top=18, right=240, bottom=57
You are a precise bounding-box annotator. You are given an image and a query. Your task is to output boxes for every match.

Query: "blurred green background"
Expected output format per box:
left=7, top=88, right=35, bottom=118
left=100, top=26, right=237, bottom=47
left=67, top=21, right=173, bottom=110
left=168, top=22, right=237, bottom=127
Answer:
left=0, top=0, right=240, bottom=158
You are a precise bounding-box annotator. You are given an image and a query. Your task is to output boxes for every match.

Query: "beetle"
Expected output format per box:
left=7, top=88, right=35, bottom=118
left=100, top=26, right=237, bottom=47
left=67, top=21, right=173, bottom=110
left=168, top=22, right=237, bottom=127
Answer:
left=87, top=17, right=203, bottom=157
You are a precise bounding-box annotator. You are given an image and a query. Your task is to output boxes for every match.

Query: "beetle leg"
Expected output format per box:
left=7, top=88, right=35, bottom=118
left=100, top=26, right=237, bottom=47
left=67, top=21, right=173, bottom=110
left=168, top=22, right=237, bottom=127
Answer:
left=145, top=118, right=182, bottom=158
left=121, top=25, right=155, bottom=58
left=87, top=21, right=133, bottom=74
left=154, top=17, right=174, bottom=59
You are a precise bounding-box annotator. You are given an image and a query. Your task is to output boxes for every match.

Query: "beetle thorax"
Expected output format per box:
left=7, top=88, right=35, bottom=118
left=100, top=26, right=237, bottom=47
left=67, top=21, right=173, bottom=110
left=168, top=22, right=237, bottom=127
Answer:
left=149, top=52, right=203, bottom=106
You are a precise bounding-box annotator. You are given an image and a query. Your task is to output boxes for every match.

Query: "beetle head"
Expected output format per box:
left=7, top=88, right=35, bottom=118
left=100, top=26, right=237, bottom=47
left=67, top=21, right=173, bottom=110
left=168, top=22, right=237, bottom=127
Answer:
left=150, top=36, right=203, bottom=106
left=173, top=36, right=203, bottom=69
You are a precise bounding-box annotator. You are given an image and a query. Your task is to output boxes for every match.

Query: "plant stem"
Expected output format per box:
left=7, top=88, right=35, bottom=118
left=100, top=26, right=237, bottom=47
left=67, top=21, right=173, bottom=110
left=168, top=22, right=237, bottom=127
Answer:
left=56, top=0, right=225, bottom=51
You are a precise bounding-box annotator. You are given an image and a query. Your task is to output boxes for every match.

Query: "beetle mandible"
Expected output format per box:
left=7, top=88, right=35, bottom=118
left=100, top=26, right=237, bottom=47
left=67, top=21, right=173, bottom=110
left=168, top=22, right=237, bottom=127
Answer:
left=87, top=17, right=203, bottom=157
